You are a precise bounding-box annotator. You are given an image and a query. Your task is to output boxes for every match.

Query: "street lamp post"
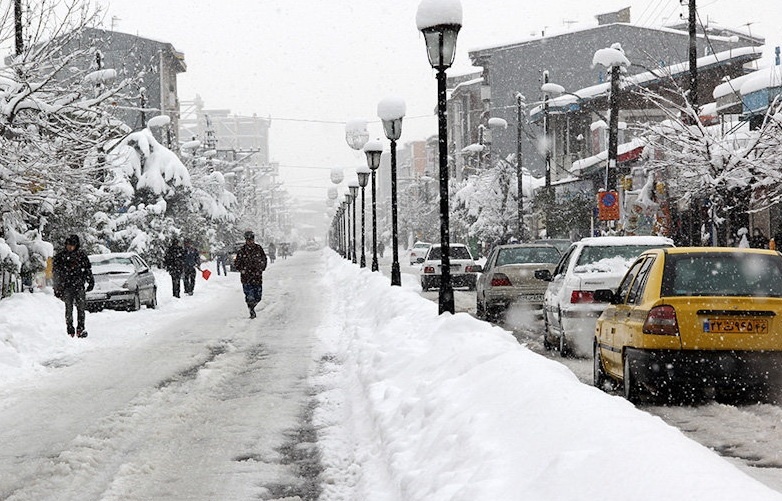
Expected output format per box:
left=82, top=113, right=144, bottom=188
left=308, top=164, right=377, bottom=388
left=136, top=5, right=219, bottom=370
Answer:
left=356, top=165, right=370, bottom=268
left=417, top=0, right=462, bottom=314
left=363, top=139, right=383, bottom=272
left=344, top=193, right=354, bottom=262
left=348, top=180, right=359, bottom=264
left=378, top=96, right=406, bottom=286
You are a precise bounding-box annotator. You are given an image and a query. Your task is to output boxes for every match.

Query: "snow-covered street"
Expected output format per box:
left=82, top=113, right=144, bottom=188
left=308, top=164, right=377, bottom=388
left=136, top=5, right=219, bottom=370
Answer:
left=3, top=249, right=782, bottom=500
left=1, top=253, right=322, bottom=500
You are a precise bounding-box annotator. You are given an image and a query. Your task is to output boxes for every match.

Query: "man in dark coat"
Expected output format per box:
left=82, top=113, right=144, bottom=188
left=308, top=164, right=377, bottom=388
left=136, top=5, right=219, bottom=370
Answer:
left=233, top=230, right=268, bottom=319
left=182, top=238, right=202, bottom=296
left=164, top=238, right=185, bottom=298
left=52, top=234, right=94, bottom=338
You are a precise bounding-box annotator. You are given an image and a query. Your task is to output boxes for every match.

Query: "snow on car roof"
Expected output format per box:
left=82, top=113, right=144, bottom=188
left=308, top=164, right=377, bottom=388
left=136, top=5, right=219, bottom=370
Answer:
left=578, top=235, right=673, bottom=246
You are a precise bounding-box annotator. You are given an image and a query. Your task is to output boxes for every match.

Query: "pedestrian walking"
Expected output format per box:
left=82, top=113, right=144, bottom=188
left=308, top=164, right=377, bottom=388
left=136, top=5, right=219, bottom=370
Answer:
left=216, top=249, right=228, bottom=276
left=233, top=230, right=268, bottom=319
left=52, top=234, right=94, bottom=338
left=182, top=239, right=202, bottom=295
left=268, top=242, right=277, bottom=264
left=164, top=238, right=185, bottom=297
left=377, top=240, right=385, bottom=258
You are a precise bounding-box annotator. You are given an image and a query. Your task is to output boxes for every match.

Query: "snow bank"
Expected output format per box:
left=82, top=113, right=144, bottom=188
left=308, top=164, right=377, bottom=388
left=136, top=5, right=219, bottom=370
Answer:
left=314, top=250, right=780, bottom=501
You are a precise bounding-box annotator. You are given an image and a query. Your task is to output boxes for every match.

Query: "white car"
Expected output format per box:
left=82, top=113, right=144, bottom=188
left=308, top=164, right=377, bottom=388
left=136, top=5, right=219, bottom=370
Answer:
left=535, top=236, right=673, bottom=358
left=86, top=252, right=158, bottom=312
left=409, top=241, right=432, bottom=265
left=420, top=243, right=481, bottom=291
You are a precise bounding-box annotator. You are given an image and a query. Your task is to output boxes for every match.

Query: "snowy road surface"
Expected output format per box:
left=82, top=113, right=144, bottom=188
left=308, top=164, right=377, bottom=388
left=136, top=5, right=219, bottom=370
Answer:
left=0, top=256, right=321, bottom=500
left=3, top=249, right=782, bottom=500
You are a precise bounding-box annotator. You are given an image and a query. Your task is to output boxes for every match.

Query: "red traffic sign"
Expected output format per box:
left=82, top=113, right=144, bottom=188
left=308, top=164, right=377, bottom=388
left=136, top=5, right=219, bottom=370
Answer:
left=597, top=190, right=620, bottom=221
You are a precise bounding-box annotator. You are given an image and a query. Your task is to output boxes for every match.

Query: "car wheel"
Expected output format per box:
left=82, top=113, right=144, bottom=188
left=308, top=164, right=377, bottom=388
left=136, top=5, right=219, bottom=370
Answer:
left=476, top=296, right=486, bottom=319
left=147, top=287, right=157, bottom=309
left=542, top=315, right=553, bottom=350
left=623, top=352, right=642, bottom=403
left=128, top=290, right=141, bottom=312
left=593, top=341, right=610, bottom=390
left=558, top=318, right=570, bottom=357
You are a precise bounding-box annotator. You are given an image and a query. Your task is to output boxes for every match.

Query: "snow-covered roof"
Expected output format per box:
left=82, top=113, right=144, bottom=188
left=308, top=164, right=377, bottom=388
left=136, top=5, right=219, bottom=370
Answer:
left=740, top=66, right=782, bottom=95
left=469, top=22, right=743, bottom=57
left=570, top=138, right=646, bottom=175
left=529, top=46, right=761, bottom=119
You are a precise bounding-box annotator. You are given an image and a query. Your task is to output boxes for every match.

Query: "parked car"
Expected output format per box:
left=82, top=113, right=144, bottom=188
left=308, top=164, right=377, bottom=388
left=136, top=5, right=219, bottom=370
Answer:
left=420, top=243, right=481, bottom=291
left=409, top=241, right=432, bottom=265
left=476, top=243, right=560, bottom=320
left=535, top=235, right=673, bottom=357
left=86, top=252, right=157, bottom=312
left=593, top=247, right=782, bottom=403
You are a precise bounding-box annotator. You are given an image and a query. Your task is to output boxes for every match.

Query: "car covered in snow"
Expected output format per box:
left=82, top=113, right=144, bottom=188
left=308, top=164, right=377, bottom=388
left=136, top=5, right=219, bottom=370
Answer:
left=535, top=236, right=673, bottom=357
left=86, top=252, right=157, bottom=312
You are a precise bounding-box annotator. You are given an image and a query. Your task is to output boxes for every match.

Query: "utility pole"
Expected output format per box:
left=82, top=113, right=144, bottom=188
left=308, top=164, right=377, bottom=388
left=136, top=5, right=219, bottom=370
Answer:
left=516, top=93, right=525, bottom=241
left=688, top=0, right=698, bottom=111
left=14, top=0, right=22, bottom=56
left=543, top=70, right=551, bottom=191
left=606, top=64, right=620, bottom=191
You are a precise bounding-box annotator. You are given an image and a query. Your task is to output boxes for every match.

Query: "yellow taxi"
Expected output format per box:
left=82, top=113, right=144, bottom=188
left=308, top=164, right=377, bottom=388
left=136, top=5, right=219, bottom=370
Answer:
left=593, top=247, right=782, bottom=403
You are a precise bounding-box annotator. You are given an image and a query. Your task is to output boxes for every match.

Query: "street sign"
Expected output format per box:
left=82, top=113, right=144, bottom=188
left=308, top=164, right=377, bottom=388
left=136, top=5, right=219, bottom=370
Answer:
left=598, top=190, right=620, bottom=221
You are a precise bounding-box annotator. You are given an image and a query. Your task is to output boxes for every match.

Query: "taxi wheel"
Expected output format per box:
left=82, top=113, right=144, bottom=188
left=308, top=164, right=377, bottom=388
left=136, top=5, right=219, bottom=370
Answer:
left=593, top=341, right=609, bottom=390
left=623, top=353, right=642, bottom=403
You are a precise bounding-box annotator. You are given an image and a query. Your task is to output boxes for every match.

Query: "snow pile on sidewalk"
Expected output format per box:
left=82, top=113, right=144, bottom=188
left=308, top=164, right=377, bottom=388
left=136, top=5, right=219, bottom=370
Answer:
left=313, top=251, right=782, bottom=501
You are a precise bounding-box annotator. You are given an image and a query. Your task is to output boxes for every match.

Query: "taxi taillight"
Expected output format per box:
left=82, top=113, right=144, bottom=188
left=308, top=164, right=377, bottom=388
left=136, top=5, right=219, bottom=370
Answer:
left=423, top=266, right=435, bottom=274
left=643, top=305, right=679, bottom=336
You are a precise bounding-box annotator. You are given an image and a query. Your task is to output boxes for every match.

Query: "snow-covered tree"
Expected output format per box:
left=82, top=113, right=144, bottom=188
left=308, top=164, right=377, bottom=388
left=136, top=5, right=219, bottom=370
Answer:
left=0, top=1, right=132, bottom=270
left=633, top=73, right=782, bottom=245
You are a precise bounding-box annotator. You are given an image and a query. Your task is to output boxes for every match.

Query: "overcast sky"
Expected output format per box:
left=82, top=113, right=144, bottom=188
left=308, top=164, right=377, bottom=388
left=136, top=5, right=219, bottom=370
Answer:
left=96, top=0, right=781, bottom=202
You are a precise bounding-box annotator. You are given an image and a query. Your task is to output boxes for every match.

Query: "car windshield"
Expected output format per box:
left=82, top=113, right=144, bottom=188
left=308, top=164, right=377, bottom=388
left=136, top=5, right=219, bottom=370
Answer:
left=662, top=252, right=782, bottom=297
left=427, top=246, right=472, bottom=260
left=496, top=247, right=559, bottom=266
left=90, top=256, right=134, bottom=266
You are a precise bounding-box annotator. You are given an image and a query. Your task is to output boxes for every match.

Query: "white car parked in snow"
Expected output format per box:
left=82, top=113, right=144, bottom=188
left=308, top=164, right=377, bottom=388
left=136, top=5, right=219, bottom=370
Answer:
left=534, top=236, right=673, bottom=358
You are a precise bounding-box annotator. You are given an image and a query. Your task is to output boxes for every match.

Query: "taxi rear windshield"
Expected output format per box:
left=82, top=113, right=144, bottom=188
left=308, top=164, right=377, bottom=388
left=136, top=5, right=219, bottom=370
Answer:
left=661, top=252, right=782, bottom=297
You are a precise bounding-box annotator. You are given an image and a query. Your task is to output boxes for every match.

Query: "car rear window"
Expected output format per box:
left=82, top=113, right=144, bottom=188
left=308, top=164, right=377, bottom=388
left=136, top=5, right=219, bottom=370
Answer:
left=661, top=252, right=782, bottom=297
left=427, top=246, right=472, bottom=260
left=496, top=247, right=559, bottom=266
left=577, top=245, right=666, bottom=265
left=90, top=256, right=134, bottom=266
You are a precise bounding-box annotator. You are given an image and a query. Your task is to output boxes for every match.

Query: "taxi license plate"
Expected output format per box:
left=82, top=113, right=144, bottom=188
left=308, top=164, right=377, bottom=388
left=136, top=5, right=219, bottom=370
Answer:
left=703, top=318, right=768, bottom=334
left=519, top=294, right=543, bottom=302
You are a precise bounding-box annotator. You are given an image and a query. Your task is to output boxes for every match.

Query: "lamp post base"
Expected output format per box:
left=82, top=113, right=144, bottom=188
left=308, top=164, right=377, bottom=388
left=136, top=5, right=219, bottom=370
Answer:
left=391, top=262, right=401, bottom=286
left=438, top=283, right=454, bottom=315
left=371, top=257, right=379, bottom=272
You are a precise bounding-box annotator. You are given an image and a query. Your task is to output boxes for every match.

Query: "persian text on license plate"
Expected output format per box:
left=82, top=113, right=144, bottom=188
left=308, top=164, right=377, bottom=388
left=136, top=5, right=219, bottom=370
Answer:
left=519, top=294, right=543, bottom=302
left=703, top=318, right=768, bottom=334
